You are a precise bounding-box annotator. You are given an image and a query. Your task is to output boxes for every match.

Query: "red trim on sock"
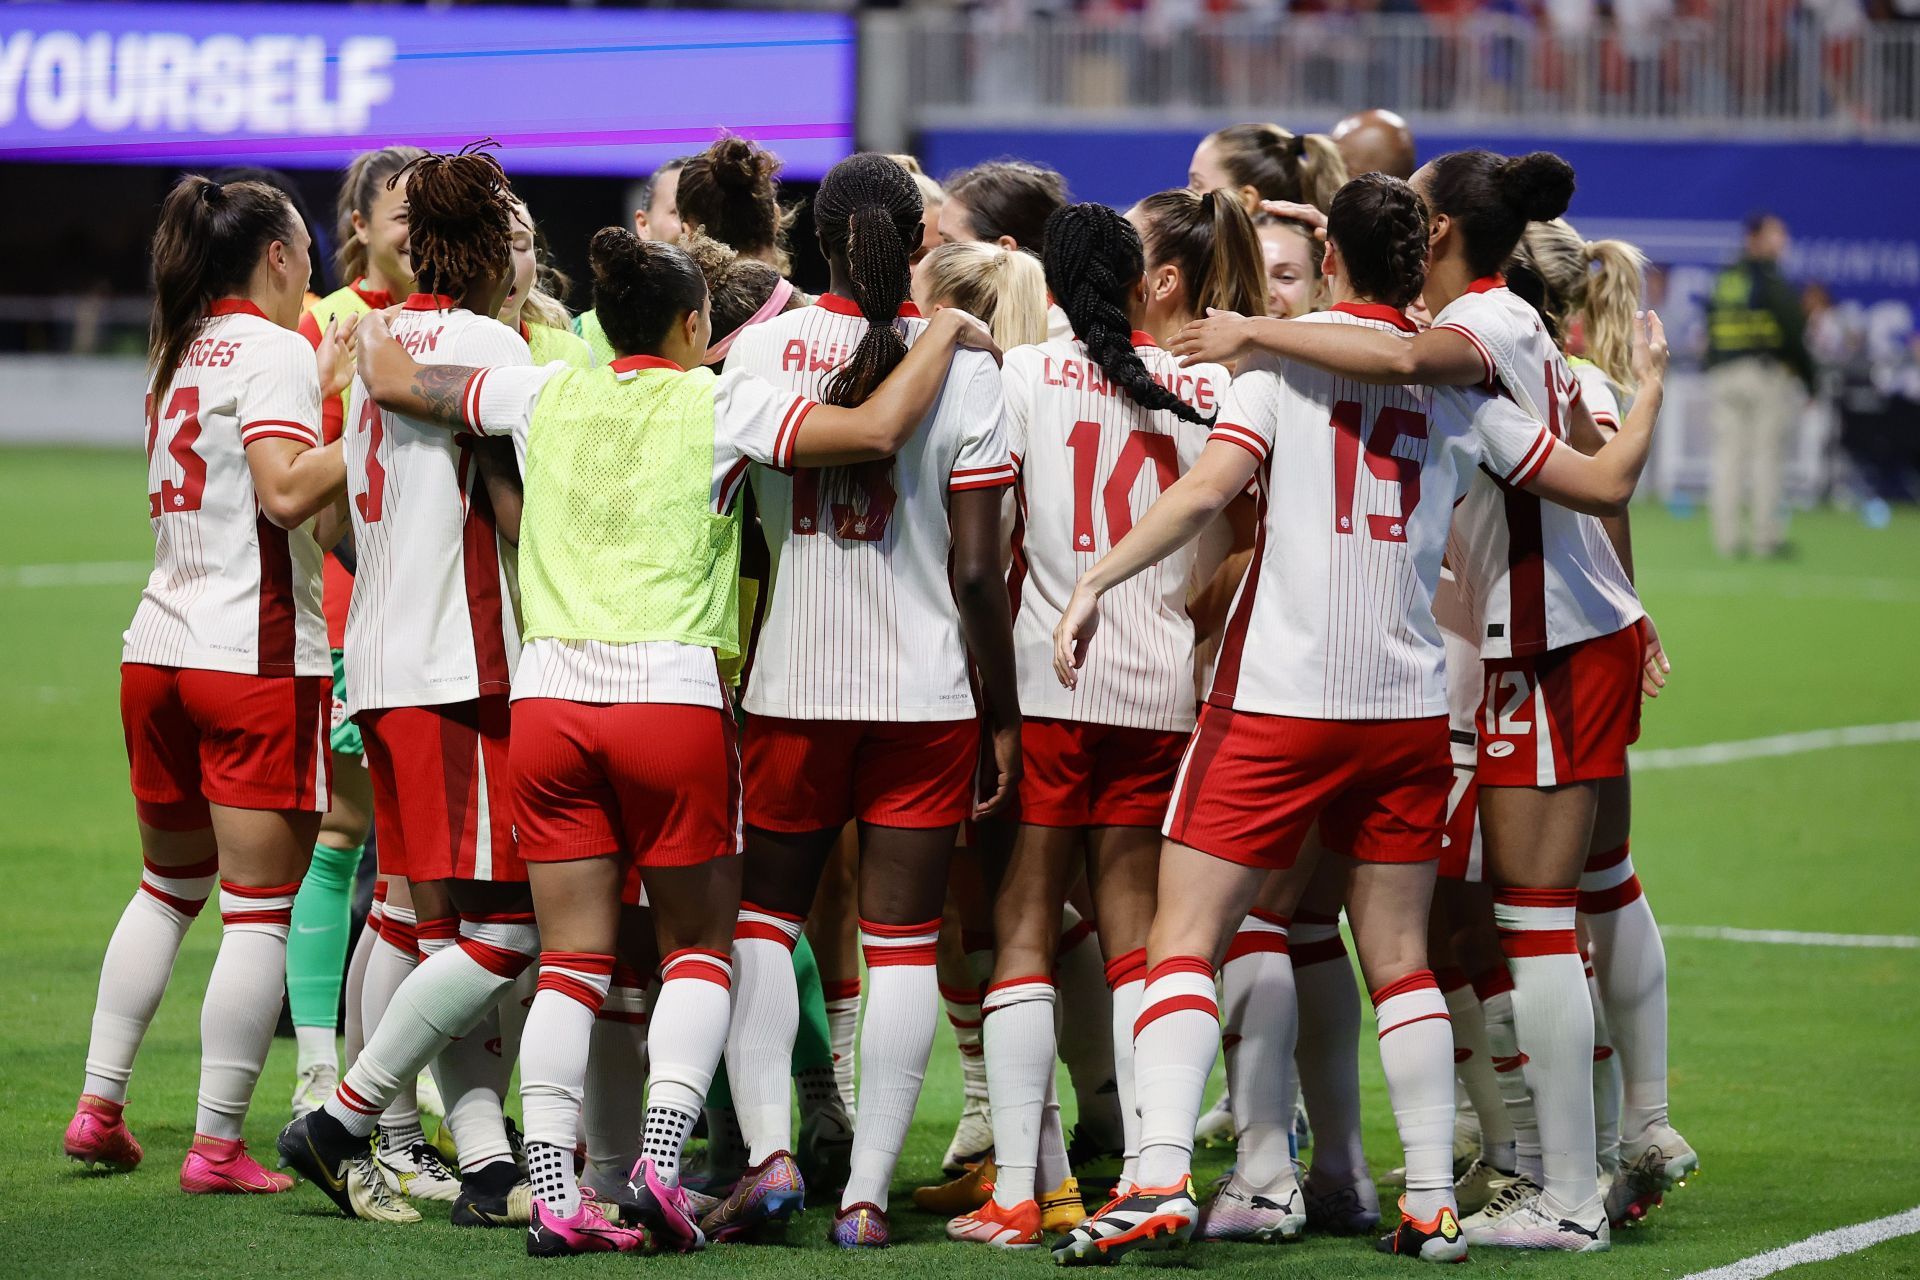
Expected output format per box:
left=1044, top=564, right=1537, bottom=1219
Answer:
left=1594, top=1044, right=1615, bottom=1062
left=1494, top=886, right=1579, bottom=909
left=1579, top=874, right=1644, bottom=914
left=461, top=911, right=539, bottom=925
left=1224, top=929, right=1290, bottom=962
left=220, top=879, right=301, bottom=898
left=947, top=1015, right=982, bottom=1032
left=1056, top=916, right=1095, bottom=956
left=1248, top=907, right=1291, bottom=928
left=373, top=881, right=388, bottom=904
left=540, top=950, right=616, bottom=973
left=611, top=961, right=645, bottom=989
left=858, top=917, right=942, bottom=937
left=336, top=1081, right=381, bottom=1116
left=938, top=982, right=983, bottom=1005
left=1470, top=966, right=1515, bottom=1001
left=1145, top=954, right=1215, bottom=984
left=458, top=936, right=534, bottom=978
left=538, top=971, right=611, bottom=1012
left=1370, top=969, right=1440, bottom=1006
left=221, top=907, right=292, bottom=927
left=821, top=978, right=861, bottom=1002
left=145, top=853, right=220, bottom=879
left=740, top=900, right=805, bottom=923
left=1434, top=966, right=1471, bottom=993
left=662, top=947, right=732, bottom=989
left=138, top=882, right=210, bottom=917
left=1134, top=993, right=1219, bottom=1038
left=735, top=919, right=801, bottom=948
left=1290, top=937, right=1349, bottom=967
left=1498, top=928, right=1581, bottom=958
left=862, top=943, right=937, bottom=966
left=1378, top=1010, right=1452, bottom=1038
left=1583, top=841, right=1630, bottom=873
left=986, top=973, right=1054, bottom=994
left=1104, top=947, right=1148, bottom=989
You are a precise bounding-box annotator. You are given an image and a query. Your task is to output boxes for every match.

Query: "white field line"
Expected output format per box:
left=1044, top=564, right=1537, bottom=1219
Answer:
left=1662, top=925, right=1919, bottom=950
left=1678, top=1206, right=1920, bottom=1280
left=0, top=561, right=149, bottom=588
left=1631, top=721, right=1920, bottom=770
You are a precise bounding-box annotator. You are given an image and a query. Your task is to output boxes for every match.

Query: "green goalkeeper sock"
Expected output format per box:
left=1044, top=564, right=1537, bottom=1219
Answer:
left=792, top=932, right=835, bottom=1075
left=287, top=841, right=364, bottom=1068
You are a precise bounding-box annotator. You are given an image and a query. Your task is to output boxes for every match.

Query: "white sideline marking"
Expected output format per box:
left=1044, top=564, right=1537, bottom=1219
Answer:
left=0, top=561, right=149, bottom=588
left=1662, top=925, right=1919, bottom=950
left=1632, top=721, right=1920, bottom=770
left=1678, top=1206, right=1920, bottom=1279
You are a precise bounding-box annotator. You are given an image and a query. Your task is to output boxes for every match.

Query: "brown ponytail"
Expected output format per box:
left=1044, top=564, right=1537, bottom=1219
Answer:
left=149, top=175, right=296, bottom=405
left=1134, top=188, right=1270, bottom=321
left=1205, top=123, right=1351, bottom=215
left=333, top=145, right=425, bottom=284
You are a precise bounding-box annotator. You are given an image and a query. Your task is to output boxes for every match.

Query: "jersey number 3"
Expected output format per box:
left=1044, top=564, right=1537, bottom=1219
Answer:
left=1067, top=421, right=1179, bottom=551
left=354, top=397, right=387, bottom=524
left=1331, top=400, right=1427, bottom=543
left=146, top=387, right=207, bottom=517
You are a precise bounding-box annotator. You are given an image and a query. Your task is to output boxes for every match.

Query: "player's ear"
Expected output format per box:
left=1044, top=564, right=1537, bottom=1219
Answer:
left=994, top=234, right=1018, bottom=252
left=1321, top=239, right=1339, bottom=280
left=1428, top=210, right=1450, bottom=249
left=633, top=209, right=650, bottom=241
left=1238, top=185, right=1261, bottom=216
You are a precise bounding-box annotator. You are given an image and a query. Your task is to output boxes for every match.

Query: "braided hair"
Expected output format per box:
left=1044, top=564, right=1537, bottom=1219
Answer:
left=812, top=153, right=924, bottom=408
left=1042, top=203, right=1210, bottom=426
left=397, top=143, right=515, bottom=302
left=1326, top=173, right=1430, bottom=309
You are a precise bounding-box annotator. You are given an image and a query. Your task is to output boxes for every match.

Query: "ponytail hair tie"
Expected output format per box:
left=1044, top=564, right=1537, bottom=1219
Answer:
left=201, top=181, right=224, bottom=205
left=1287, top=134, right=1307, bottom=160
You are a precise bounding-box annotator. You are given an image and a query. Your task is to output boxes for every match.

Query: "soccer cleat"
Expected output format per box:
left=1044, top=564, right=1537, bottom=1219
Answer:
left=798, top=1099, right=854, bottom=1199
left=611, top=1157, right=707, bottom=1251
left=1066, top=1124, right=1125, bottom=1201
left=1196, top=1168, right=1306, bottom=1243
left=912, top=1157, right=994, bottom=1214
left=1376, top=1196, right=1469, bottom=1263
left=1452, top=1157, right=1516, bottom=1217
left=941, top=1095, right=995, bottom=1178
left=948, top=1195, right=1042, bottom=1249
left=1464, top=1188, right=1610, bottom=1252
left=829, top=1201, right=890, bottom=1248
left=375, top=1137, right=461, bottom=1202
left=277, top=1111, right=422, bottom=1223
left=1040, top=1176, right=1088, bottom=1233
left=1195, top=1086, right=1236, bottom=1148
left=64, top=1094, right=142, bottom=1172
left=525, top=1194, right=647, bottom=1257
left=180, top=1135, right=295, bottom=1194
left=1457, top=1171, right=1539, bottom=1235
left=698, top=1150, right=806, bottom=1242
left=1606, top=1124, right=1699, bottom=1226
left=450, top=1162, right=533, bottom=1227
left=291, top=1063, right=338, bottom=1121
left=1051, top=1177, right=1199, bottom=1266
left=1304, top=1171, right=1383, bottom=1235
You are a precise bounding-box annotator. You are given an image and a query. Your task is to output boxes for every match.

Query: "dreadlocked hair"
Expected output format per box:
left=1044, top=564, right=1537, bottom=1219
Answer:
left=334, top=145, right=424, bottom=283
left=813, top=153, right=923, bottom=408
left=398, top=143, right=515, bottom=302
left=1042, top=203, right=1211, bottom=427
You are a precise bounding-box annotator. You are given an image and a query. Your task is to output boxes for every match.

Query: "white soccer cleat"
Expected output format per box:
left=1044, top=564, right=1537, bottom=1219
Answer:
left=290, top=1063, right=338, bottom=1121
left=375, top=1138, right=461, bottom=1202
left=1195, top=1168, right=1306, bottom=1242
left=1194, top=1087, right=1236, bottom=1148
left=1458, top=1170, right=1539, bottom=1234
left=1606, top=1123, right=1699, bottom=1226
left=1464, top=1188, right=1610, bottom=1252
left=940, top=1095, right=994, bottom=1178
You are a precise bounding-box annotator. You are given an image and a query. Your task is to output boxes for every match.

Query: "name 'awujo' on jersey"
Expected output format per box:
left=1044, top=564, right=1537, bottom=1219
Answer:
left=1433, top=279, right=1643, bottom=659
left=1205, top=303, right=1557, bottom=722
left=726, top=294, right=1015, bottom=723
left=342, top=294, right=531, bottom=714
left=123, top=299, right=329, bottom=679
left=1003, top=332, right=1228, bottom=733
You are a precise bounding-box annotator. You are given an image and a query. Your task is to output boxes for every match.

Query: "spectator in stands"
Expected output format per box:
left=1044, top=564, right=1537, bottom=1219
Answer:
left=1704, top=211, right=1814, bottom=558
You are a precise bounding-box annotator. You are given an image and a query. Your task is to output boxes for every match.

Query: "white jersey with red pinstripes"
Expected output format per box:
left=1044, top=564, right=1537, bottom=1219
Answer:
left=729, top=294, right=1015, bottom=722
left=1434, top=281, right=1642, bottom=659
left=1573, top=361, right=1627, bottom=437
left=1206, top=303, right=1553, bottom=721
left=123, top=300, right=328, bottom=678
left=1003, top=333, right=1225, bottom=732
left=342, top=295, right=530, bottom=714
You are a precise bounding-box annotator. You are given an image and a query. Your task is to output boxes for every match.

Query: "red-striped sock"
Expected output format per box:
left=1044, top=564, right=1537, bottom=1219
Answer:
left=644, top=948, right=733, bottom=1186
left=1132, top=955, right=1218, bottom=1189
left=196, top=880, right=298, bottom=1141
left=983, top=975, right=1056, bottom=1206
left=1103, top=946, right=1148, bottom=1190
left=843, top=918, right=941, bottom=1211
left=1495, top=887, right=1597, bottom=1210
left=521, top=951, right=614, bottom=1216
left=1221, top=910, right=1296, bottom=1190
left=1371, top=970, right=1456, bottom=1220
left=727, top=902, right=803, bottom=1164
left=1579, top=842, right=1669, bottom=1146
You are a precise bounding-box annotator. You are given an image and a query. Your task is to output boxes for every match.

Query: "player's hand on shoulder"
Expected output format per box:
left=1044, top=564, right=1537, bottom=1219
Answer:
left=1053, top=580, right=1102, bottom=689
left=929, top=306, right=1003, bottom=366
left=1172, top=308, right=1253, bottom=368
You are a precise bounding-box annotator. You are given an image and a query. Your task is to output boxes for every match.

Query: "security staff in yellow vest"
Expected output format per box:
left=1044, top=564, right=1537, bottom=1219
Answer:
left=352, top=229, right=997, bottom=1250
left=1704, top=212, right=1814, bottom=559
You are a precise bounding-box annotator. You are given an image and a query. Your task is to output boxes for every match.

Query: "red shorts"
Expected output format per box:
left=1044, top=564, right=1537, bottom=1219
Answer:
left=1436, top=755, right=1483, bottom=882
left=121, top=664, right=331, bottom=828
left=361, top=696, right=520, bottom=883
left=1163, top=704, right=1451, bottom=869
left=512, top=699, right=741, bottom=869
left=1477, top=621, right=1643, bottom=787
left=1019, top=718, right=1188, bottom=828
left=744, top=716, right=977, bottom=832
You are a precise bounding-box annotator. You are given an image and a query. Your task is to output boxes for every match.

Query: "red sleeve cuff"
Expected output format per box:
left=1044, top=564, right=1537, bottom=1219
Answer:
left=460, top=369, right=489, bottom=432
left=772, top=398, right=815, bottom=469
left=241, top=420, right=320, bottom=448
left=1505, top=430, right=1556, bottom=487
left=1209, top=423, right=1268, bottom=463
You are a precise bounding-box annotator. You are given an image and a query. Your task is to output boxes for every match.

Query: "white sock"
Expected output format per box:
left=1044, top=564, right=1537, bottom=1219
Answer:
left=520, top=952, right=614, bottom=1215
left=1478, top=970, right=1542, bottom=1184
left=343, top=893, right=382, bottom=1063
left=644, top=949, right=733, bottom=1186
left=295, top=1025, right=337, bottom=1074
left=822, top=977, right=861, bottom=1116
left=727, top=903, right=803, bottom=1164
left=1132, top=956, right=1218, bottom=1189
left=982, top=976, right=1056, bottom=1207
left=359, top=903, right=421, bottom=1132
left=194, top=880, right=297, bottom=1140
left=1038, top=1075, right=1070, bottom=1192
left=1496, top=888, right=1597, bottom=1209
left=843, top=918, right=941, bottom=1210
left=82, top=853, right=217, bottom=1101
left=941, top=976, right=989, bottom=1109
left=436, top=914, right=539, bottom=1172
left=1290, top=911, right=1369, bottom=1189
left=1372, top=971, right=1457, bottom=1221
left=584, top=962, right=649, bottom=1177
left=1587, top=958, right=1623, bottom=1174
left=1055, top=908, right=1123, bottom=1153
left=1580, top=843, right=1670, bottom=1147
left=1103, top=948, right=1146, bottom=1191
left=1439, top=969, right=1516, bottom=1170
left=1221, top=910, right=1296, bottom=1190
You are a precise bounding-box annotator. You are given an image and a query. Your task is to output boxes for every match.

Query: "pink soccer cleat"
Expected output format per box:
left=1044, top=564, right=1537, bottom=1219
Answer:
left=525, top=1194, right=648, bottom=1257
left=64, top=1095, right=142, bottom=1172
left=180, top=1134, right=295, bottom=1194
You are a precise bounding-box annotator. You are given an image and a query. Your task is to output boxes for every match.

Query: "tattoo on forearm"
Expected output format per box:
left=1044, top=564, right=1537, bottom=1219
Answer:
left=412, top=364, right=481, bottom=425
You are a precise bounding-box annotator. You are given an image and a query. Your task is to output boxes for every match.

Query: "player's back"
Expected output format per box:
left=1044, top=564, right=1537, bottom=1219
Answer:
left=729, top=295, right=1012, bottom=722
left=343, top=296, right=531, bottom=712
left=125, top=302, right=327, bottom=678
left=1005, top=334, right=1225, bottom=732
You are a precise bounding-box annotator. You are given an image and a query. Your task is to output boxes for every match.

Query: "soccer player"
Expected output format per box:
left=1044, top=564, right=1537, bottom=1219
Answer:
left=943, top=202, right=1233, bottom=1252
left=716, top=153, right=1021, bottom=1248
left=1172, top=150, right=1667, bottom=1253
left=279, top=149, right=536, bottom=1227
left=676, top=136, right=798, bottom=275
left=68, top=175, right=349, bottom=1193
left=576, top=157, right=688, bottom=364
left=1255, top=213, right=1325, bottom=320
left=1189, top=123, right=1350, bottom=216
left=500, top=197, right=594, bottom=369
left=911, top=241, right=1051, bottom=350
left=1062, top=171, right=1671, bottom=1265
left=346, top=229, right=999, bottom=1256
left=938, top=160, right=1073, bottom=338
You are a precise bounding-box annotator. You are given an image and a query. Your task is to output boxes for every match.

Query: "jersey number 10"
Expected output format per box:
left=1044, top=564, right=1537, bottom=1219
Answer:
left=1331, top=400, right=1427, bottom=543
left=1067, top=421, right=1179, bottom=552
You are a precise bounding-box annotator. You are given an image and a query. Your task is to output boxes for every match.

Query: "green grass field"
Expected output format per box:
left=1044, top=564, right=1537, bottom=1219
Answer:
left=3, top=446, right=1917, bottom=1278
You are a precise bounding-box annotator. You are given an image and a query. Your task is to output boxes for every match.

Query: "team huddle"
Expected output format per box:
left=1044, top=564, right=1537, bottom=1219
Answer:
left=65, top=109, right=1697, bottom=1265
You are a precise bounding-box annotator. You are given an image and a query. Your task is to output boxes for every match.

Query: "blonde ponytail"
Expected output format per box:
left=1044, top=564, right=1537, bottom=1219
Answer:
left=1512, top=218, right=1647, bottom=392
left=917, top=241, right=1050, bottom=349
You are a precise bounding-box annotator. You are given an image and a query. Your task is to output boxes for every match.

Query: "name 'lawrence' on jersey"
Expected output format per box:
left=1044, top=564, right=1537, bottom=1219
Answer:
left=1004, top=334, right=1226, bottom=732
left=729, top=294, right=1015, bottom=722
left=124, top=300, right=329, bottom=678
left=1206, top=304, right=1551, bottom=721
left=1434, top=281, right=1642, bottom=659
left=342, top=295, right=530, bottom=713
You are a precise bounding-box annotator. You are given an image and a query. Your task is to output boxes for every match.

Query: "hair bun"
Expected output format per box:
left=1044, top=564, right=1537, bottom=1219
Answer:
left=589, top=226, right=648, bottom=294
left=710, top=137, right=771, bottom=193
left=1496, top=152, right=1575, bottom=223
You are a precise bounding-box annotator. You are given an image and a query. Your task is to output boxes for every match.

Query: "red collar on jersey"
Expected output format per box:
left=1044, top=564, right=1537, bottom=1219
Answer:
left=815, top=292, right=917, bottom=320
left=403, top=293, right=458, bottom=311
left=1466, top=275, right=1507, bottom=295
left=1331, top=301, right=1417, bottom=332
left=207, top=298, right=269, bottom=320
left=1131, top=330, right=1160, bottom=348
left=609, top=354, right=684, bottom=375
left=350, top=280, right=394, bottom=310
